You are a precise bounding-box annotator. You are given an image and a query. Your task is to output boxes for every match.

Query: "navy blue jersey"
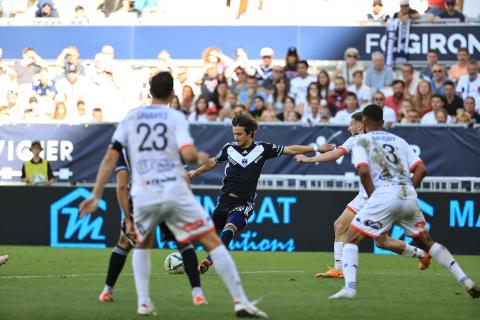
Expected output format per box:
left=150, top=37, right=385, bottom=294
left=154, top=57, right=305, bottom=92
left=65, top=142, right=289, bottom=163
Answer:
left=215, top=141, right=284, bottom=200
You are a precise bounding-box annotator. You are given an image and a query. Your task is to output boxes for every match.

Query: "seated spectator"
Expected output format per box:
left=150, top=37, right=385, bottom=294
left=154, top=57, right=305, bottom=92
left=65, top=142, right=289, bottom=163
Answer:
left=372, top=90, right=397, bottom=127
left=420, top=49, right=439, bottom=81
left=289, top=60, right=316, bottom=105
left=347, top=70, right=371, bottom=106
left=55, top=65, right=91, bottom=114
left=284, top=47, right=299, bottom=80
left=398, top=98, right=415, bottom=122
left=238, top=76, right=268, bottom=111
left=276, top=96, right=301, bottom=122
left=439, top=0, right=465, bottom=22
left=402, top=108, right=421, bottom=124
left=200, top=64, right=220, bottom=100
left=230, top=67, right=248, bottom=96
left=456, top=109, right=472, bottom=126
left=268, top=78, right=289, bottom=113
left=301, top=82, right=321, bottom=114
left=35, top=0, right=58, bottom=17
left=76, top=100, right=89, bottom=122
left=92, top=108, right=103, bottom=122
left=435, top=108, right=449, bottom=124
left=367, top=0, right=390, bottom=21
left=400, top=63, right=420, bottom=98
left=430, top=64, right=448, bottom=96
left=205, top=106, right=219, bottom=122
left=463, top=96, right=480, bottom=123
left=201, top=48, right=231, bottom=79
left=250, top=96, right=267, bottom=120
left=317, top=70, right=332, bottom=100
left=52, top=102, right=67, bottom=121
left=365, top=51, right=393, bottom=91
left=260, top=107, right=278, bottom=122
left=327, top=76, right=349, bottom=115
left=73, top=5, right=89, bottom=22
left=56, top=46, right=85, bottom=75
left=302, top=98, right=325, bottom=126
left=448, top=48, right=469, bottom=82
left=421, top=94, right=453, bottom=124
left=256, top=47, right=274, bottom=89
left=13, top=48, right=44, bottom=85
left=385, top=80, right=406, bottom=115
left=187, top=95, right=208, bottom=122
left=443, top=80, right=463, bottom=115
left=174, top=67, right=198, bottom=97
left=211, top=81, right=229, bottom=110
left=157, top=50, right=175, bottom=73
left=393, top=0, right=421, bottom=21
left=32, top=68, right=56, bottom=99
left=224, top=92, right=238, bottom=110
left=180, top=85, right=195, bottom=114
left=337, top=47, right=364, bottom=86
left=169, top=95, right=180, bottom=110
left=456, top=60, right=480, bottom=111
left=414, top=80, right=433, bottom=116
left=333, top=92, right=360, bottom=124
left=134, top=0, right=161, bottom=15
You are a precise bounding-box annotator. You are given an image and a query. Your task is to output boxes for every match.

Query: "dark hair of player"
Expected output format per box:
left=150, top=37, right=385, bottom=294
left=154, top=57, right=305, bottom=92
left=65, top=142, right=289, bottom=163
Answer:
left=149, top=71, right=174, bottom=99
left=351, top=112, right=363, bottom=122
left=232, top=113, right=259, bottom=136
left=362, top=104, right=383, bottom=124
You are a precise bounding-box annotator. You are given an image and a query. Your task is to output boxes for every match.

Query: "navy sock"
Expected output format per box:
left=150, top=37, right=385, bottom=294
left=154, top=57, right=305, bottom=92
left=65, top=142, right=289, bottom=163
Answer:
left=105, top=245, right=129, bottom=288
left=179, top=244, right=201, bottom=288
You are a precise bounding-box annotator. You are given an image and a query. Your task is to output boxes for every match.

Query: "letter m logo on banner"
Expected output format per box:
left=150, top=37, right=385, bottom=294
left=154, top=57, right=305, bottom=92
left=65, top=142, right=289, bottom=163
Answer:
left=50, top=188, right=106, bottom=248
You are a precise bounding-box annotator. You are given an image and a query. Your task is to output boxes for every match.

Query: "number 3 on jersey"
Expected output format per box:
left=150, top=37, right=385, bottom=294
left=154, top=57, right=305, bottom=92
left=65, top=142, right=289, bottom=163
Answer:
left=382, top=144, right=398, bottom=164
left=137, top=122, right=168, bottom=151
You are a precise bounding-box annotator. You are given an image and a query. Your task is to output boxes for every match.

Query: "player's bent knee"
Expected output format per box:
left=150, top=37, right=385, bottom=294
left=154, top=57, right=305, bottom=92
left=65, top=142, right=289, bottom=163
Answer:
left=117, top=235, right=133, bottom=251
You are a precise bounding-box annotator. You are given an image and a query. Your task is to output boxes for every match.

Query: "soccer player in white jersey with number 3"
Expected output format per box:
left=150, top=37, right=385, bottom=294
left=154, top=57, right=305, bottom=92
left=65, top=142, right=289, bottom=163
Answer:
left=79, top=72, right=268, bottom=318
left=330, top=104, right=480, bottom=300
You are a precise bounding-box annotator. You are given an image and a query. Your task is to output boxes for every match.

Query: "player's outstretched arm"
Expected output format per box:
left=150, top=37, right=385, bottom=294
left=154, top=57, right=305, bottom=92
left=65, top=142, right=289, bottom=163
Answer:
left=411, top=161, right=427, bottom=189
left=358, top=165, right=375, bottom=197
left=189, top=157, right=218, bottom=179
left=79, top=148, right=119, bottom=217
left=294, top=148, right=345, bottom=164
left=283, top=144, right=335, bottom=155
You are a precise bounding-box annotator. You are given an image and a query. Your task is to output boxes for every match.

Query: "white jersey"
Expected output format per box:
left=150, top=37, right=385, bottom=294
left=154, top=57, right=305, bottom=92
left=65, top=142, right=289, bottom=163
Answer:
left=112, top=104, right=194, bottom=207
left=338, top=134, right=367, bottom=198
left=352, top=131, right=422, bottom=193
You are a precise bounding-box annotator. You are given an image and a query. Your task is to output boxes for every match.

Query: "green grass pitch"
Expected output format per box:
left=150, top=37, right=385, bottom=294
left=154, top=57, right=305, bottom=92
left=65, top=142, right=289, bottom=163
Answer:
left=0, top=246, right=478, bottom=320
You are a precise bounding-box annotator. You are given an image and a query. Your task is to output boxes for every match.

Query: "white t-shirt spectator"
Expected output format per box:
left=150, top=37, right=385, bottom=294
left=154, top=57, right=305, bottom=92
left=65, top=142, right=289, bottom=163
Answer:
left=347, top=84, right=372, bottom=104
left=290, top=75, right=317, bottom=105
left=301, top=112, right=321, bottom=125
left=187, top=112, right=208, bottom=123
left=420, top=111, right=454, bottom=125
left=332, top=108, right=360, bottom=124
left=382, top=106, right=397, bottom=124
left=456, top=74, right=480, bottom=112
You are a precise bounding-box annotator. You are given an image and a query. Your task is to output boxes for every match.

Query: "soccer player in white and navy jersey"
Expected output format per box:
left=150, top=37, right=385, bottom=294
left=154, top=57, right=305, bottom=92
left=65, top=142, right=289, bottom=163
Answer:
left=80, top=72, right=268, bottom=318
left=189, top=113, right=335, bottom=274
left=329, top=104, right=480, bottom=300
left=295, top=112, right=430, bottom=278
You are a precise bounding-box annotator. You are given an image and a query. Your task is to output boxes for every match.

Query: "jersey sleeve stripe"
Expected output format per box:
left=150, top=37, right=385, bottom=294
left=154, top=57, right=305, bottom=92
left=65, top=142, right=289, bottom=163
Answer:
left=355, top=162, right=369, bottom=170
left=278, top=146, right=284, bottom=156
left=178, top=143, right=194, bottom=152
left=410, top=160, right=423, bottom=173
left=338, top=146, right=349, bottom=155
left=115, top=166, right=128, bottom=173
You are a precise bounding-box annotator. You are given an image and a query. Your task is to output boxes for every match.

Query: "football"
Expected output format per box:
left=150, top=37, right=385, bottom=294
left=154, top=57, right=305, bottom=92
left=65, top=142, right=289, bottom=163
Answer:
left=164, top=253, right=184, bottom=274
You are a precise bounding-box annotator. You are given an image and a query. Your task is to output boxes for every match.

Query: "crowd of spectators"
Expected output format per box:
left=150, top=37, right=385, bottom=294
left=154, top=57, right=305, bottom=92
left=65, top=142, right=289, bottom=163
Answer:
left=0, top=42, right=479, bottom=127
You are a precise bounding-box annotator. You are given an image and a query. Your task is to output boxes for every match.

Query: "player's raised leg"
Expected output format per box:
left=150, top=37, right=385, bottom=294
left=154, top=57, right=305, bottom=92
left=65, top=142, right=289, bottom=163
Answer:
left=374, top=234, right=430, bottom=270
left=414, top=232, right=480, bottom=298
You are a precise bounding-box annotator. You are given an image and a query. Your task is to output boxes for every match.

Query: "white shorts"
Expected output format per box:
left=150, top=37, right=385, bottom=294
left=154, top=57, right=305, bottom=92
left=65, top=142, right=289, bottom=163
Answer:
left=351, top=188, right=427, bottom=239
left=345, top=194, right=368, bottom=214
left=133, top=192, right=214, bottom=244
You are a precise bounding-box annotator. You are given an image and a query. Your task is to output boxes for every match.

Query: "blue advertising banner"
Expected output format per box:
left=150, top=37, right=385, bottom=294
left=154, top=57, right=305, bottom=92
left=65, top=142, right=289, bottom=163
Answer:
left=1, top=25, right=479, bottom=61
left=0, top=186, right=478, bottom=254
left=1, top=124, right=479, bottom=183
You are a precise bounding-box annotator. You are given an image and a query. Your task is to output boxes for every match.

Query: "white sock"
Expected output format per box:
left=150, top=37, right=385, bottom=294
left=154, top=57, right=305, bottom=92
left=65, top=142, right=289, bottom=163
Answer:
left=103, top=284, right=113, bottom=294
left=334, top=242, right=343, bottom=270
left=429, top=243, right=470, bottom=285
left=209, top=245, right=249, bottom=305
left=401, top=243, right=425, bottom=258
left=342, top=243, right=359, bottom=291
left=192, top=287, right=203, bottom=298
left=132, top=249, right=152, bottom=306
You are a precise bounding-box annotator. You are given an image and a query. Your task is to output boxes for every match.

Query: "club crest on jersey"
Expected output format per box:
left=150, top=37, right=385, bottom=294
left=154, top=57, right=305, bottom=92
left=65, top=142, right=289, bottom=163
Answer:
left=242, top=158, right=248, bottom=166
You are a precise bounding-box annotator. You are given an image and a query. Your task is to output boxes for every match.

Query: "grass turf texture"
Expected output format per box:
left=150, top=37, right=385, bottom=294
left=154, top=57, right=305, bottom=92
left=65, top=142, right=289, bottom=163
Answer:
left=0, top=246, right=478, bottom=320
